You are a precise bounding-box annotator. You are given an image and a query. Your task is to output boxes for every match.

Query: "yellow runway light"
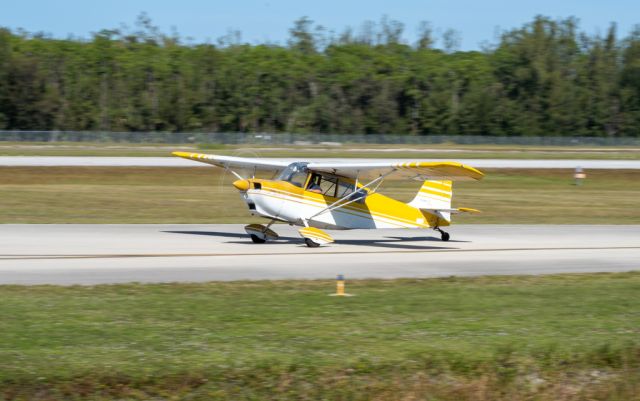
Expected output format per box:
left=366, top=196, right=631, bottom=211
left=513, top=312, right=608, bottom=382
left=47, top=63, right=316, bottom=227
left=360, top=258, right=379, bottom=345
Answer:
left=329, top=274, right=353, bottom=297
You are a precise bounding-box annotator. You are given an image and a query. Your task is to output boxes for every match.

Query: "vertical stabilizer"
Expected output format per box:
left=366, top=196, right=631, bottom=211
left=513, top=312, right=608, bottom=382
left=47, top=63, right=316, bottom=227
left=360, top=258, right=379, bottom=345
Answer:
left=408, top=180, right=453, bottom=222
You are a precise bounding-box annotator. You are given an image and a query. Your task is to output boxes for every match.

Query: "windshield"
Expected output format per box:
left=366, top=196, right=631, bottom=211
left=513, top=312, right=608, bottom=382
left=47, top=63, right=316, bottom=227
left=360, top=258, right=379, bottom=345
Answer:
left=276, top=162, right=309, bottom=188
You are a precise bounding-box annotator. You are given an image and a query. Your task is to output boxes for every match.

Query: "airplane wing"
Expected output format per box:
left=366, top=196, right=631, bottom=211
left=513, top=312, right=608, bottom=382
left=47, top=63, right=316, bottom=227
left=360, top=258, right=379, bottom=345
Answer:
left=306, top=161, right=484, bottom=181
left=172, top=152, right=290, bottom=172
left=173, top=152, right=484, bottom=181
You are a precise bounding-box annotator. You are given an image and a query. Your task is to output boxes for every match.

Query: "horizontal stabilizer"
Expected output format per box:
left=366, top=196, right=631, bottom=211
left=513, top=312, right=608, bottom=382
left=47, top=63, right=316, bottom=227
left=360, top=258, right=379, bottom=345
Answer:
left=458, top=207, right=481, bottom=213
left=421, top=207, right=481, bottom=215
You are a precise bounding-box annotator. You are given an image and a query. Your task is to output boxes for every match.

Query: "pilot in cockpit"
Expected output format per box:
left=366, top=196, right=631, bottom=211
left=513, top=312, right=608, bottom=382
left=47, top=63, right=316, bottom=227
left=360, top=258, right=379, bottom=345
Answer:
left=308, top=181, right=322, bottom=193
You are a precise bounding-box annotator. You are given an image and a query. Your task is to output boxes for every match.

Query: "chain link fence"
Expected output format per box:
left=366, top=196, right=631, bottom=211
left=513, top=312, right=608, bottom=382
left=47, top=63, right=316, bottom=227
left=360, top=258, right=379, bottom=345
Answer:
left=1, top=131, right=639, bottom=146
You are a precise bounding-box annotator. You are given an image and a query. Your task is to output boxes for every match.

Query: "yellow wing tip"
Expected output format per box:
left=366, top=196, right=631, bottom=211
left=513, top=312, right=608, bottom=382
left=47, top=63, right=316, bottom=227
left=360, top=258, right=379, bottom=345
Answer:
left=440, top=161, right=484, bottom=180
left=172, top=151, right=192, bottom=158
left=397, top=161, right=485, bottom=180
left=458, top=207, right=481, bottom=213
left=462, top=164, right=485, bottom=180
left=172, top=151, right=212, bottom=160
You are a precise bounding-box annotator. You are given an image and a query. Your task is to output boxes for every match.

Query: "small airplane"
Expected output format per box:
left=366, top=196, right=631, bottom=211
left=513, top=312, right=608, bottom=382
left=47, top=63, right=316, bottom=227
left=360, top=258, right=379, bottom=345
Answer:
left=173, top=152, right=484, bottom=247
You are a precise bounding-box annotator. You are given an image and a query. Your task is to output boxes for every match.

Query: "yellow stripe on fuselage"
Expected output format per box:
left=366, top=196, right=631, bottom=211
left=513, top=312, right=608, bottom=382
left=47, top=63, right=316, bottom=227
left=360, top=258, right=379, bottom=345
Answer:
left=257, top=189, right=417, bottom=228
left=251, top=180, right=442, bottom=228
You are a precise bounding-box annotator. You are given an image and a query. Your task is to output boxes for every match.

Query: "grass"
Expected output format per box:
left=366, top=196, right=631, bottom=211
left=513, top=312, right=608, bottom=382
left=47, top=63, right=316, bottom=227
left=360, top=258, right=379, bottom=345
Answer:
left=1, top=273, right=639, bottom=400
left=2, top=141, right=640, bottom=159
left=1, top=167, right=639, bottom=224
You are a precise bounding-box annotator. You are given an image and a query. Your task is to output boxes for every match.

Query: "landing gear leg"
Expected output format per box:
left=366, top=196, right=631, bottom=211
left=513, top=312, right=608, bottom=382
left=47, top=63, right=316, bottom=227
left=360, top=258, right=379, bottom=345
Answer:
left=434, top=227, right=450, bottom=242
left=264, top=219, right=276, bottom=231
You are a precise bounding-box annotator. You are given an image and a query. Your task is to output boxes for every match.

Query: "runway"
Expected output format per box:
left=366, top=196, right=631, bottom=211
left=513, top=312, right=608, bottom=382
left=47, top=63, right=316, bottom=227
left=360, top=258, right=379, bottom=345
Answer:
left=1, top=224, right=638, bottom=285
left=1, top=156, right=640, bottom=169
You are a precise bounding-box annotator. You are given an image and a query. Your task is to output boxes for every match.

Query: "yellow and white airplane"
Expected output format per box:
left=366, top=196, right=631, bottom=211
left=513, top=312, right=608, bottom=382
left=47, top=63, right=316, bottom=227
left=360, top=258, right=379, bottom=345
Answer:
left=173, top=152, right=484, bottom=247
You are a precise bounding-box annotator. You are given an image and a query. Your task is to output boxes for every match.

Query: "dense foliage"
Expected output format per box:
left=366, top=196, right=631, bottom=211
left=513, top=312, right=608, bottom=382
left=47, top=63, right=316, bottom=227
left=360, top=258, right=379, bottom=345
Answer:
left=1, top=16, right=640, bottom=136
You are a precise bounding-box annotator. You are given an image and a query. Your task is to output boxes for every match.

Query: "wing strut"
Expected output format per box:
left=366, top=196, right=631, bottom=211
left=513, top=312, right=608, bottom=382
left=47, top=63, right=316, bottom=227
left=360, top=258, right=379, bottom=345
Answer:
left=307, top=170, right=395, bottom=221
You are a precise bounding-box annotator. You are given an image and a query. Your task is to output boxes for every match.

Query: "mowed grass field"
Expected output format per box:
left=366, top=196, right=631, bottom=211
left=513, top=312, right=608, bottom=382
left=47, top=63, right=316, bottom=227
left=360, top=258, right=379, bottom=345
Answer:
left=0, top=167, right=639, bottom=224
left=1, top=273, right=639, bottom=400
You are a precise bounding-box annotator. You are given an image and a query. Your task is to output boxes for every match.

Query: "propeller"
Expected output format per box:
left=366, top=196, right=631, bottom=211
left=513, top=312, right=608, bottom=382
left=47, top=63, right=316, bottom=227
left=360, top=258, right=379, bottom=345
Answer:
left=216, top=148, right=263, bottom=194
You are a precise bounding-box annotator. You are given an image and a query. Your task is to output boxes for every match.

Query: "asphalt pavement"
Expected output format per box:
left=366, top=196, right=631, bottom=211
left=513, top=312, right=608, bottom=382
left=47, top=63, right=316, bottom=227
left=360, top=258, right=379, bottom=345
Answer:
left=1, top=156, right=640, bottom=168
left=1, top=224, right=638, bottom=285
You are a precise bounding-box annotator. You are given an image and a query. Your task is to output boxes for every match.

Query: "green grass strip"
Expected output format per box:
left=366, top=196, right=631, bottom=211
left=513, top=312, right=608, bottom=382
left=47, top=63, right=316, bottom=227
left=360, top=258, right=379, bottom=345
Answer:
left=1, top=273, right=639, bottom=400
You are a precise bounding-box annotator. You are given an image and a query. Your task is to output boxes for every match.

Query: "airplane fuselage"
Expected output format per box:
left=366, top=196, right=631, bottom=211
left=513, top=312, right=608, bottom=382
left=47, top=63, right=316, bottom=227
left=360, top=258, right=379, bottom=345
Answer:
left=238, top=178, right=446, bottom=230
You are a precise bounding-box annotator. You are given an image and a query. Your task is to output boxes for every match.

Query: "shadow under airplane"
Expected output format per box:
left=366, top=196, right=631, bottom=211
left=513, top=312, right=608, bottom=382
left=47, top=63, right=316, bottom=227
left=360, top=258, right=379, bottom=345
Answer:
left=162, top=230, right=462, bottom=251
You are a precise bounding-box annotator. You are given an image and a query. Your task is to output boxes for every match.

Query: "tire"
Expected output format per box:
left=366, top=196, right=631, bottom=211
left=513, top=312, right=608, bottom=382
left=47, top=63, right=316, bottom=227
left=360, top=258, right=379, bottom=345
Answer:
left=440, top=232, right=450, bottom=242
left=305, top=238, right=320, bottom=248
left=250, top=234, right=266, bottom=244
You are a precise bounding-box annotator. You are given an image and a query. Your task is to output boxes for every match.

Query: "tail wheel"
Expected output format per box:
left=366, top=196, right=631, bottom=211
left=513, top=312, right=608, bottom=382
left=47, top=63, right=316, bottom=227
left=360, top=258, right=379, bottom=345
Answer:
left=250, top=234, right=266, bottom=244
left=304, top=238, right=320, bottom=248
left=434, top=227, right=450, bottom=242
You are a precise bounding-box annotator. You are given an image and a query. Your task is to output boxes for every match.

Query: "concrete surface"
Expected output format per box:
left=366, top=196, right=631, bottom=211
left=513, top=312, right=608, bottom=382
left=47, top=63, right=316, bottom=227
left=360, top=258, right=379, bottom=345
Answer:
left=1, top=224, right=638, bottom=285
left=1, top=156, right=640, bottom=169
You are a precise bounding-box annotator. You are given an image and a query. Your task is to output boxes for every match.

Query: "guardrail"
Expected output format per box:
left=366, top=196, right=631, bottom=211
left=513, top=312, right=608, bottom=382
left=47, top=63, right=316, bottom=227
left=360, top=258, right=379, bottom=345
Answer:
left=1, top=131, right=639, bottom=146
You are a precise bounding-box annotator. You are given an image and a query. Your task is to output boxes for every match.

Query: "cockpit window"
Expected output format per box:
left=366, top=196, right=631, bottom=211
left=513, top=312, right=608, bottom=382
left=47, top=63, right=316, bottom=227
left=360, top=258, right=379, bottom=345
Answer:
left=306, top=173, right=367, bottom=203
left=276, top=162, right=309, bottom=188
left=307, top=173, right=337, bottom=197
left=350, top=187, right=368, bottom=203
left=337, top=180, right=367, bottom=203
left=336, top=180, right=354, bottom=198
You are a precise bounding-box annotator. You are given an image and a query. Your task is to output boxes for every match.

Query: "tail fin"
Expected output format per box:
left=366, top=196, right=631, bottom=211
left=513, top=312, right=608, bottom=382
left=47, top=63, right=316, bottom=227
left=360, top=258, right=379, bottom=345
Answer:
left=408, top=180, right=453, bottom=222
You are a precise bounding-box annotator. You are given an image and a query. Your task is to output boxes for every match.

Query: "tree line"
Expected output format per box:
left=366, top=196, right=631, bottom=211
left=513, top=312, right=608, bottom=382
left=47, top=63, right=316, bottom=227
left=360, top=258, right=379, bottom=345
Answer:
left=0, top=15, right=639, bottom=136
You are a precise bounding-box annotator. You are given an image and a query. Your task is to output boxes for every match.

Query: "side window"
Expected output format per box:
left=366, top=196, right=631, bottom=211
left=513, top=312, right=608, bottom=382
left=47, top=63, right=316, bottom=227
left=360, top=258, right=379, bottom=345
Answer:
left=319, top=177, right=337, bottom=197
left=306, top=174, right=322, bottom=193
left=307, top=173, right=338, bottom=197
left=337, top=180, right=367, bottom=203
left=351, top=187, right=368, bottom=203
left=336, top=180, right=354, bottom=198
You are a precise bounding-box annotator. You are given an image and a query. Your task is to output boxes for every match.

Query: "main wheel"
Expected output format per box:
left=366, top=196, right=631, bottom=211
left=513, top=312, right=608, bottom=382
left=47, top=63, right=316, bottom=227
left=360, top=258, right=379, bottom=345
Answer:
left=250, top=234, right=266, bottom=244
left=440, top=231, right=450, bottom=242
left=305, top=238, right=320, bottom=248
